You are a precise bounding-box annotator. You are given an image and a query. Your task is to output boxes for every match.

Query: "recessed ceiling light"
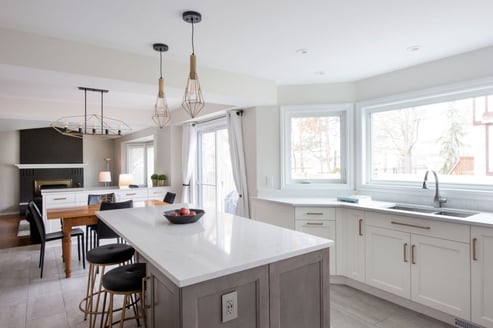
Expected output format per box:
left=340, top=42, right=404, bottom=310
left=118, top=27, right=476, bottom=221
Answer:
left=315, top=71, right=325, bottom=76
left=406, top=45, right=421, bottom=52
left=296, top=48, right=309, bottom=54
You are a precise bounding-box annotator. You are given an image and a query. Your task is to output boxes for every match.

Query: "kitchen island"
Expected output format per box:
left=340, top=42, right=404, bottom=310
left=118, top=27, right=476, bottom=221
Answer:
left=96, top=205, right=333, bottom=328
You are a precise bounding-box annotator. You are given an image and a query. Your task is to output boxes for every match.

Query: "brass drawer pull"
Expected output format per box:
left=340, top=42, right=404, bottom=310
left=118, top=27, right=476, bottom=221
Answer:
left=472, top=238, right=478, bottom=261
left=391, top=221, right=431, bottom=230
left=306, top=212, right=324, bottom=215
left=358, top=219, right=363, bottom=236
left=411, top=244, right=416, bottom=264
left=305, top=222, right=324, bottom=226
left=126, top=193, right=137, bottom=196
left=403, top=243, right=408, bottom=263
left=53, top=197, right=67, bottom=200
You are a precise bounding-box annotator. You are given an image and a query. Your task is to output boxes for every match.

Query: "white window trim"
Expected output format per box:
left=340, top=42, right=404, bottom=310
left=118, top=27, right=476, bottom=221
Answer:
left=355, top=77, right=493, bottom=200
left=280, top=104, right=353, bottom=190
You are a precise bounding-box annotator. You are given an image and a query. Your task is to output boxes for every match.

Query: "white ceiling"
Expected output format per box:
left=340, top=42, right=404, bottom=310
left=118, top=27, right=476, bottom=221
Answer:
left=1, top=0, right=493, bottom=131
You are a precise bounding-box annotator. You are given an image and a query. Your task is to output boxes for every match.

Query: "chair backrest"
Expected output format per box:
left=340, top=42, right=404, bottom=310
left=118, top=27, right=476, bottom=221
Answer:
left=97, top=200, right=134, bottom=239
left=27, top=201, right=46, bottom=243
left=88, top=193, right=115, bottom=205
left=163, top=192, right=176, bottom=204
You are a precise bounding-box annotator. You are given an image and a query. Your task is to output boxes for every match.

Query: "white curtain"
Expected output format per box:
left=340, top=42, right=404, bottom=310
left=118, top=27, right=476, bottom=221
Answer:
left=227, top=110, right=250, bottom=217
left=181, top=123, right=197, bottom=204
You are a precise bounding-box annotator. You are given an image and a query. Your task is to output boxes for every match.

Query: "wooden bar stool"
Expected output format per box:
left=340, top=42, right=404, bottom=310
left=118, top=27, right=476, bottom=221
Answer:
left=102, top=263, right=147, bottom=328
left=80, top=243, right=135, bottom=328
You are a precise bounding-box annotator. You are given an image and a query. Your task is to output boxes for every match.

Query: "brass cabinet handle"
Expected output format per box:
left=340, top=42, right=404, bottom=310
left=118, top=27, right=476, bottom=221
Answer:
left=403, top=243, right=408, bottom=263
left=126, top=193, right=137, bottom=196
left=472, top=238, right=478, bottom=261
left=391, top=221, right=431, bottom=230
left=358, top=219, right=363, bottom=236
left=305, top=222, right=324, bottom=226
left=306, top=212, right=324, bottom=215
left=53, top=197, right=67, bottom=200
left=411, top=244, right=416, bottom=264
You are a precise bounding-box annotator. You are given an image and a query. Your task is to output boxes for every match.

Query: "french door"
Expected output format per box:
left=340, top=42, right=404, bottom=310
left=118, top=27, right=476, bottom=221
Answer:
left=196, top=122, right=236, bottom=213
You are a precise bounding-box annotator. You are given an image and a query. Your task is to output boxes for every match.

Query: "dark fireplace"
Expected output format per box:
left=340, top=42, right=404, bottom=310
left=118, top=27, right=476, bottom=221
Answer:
left=18, top=127, right=85, bottom=214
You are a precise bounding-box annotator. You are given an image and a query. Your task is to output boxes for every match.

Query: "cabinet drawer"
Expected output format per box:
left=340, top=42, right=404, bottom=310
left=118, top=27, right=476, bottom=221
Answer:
left=148, top=187, right=169, bottom=199
left=44, top=193, right=76, bottom=207
left=117, top=189, right=148, bottom=201
left=295, top=207, right=335, bottom=221
left=365, top=211, right=469, bottom=243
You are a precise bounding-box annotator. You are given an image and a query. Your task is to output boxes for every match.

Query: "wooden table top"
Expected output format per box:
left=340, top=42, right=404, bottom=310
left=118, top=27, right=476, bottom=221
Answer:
left=47, top=199, right=168, bottom=220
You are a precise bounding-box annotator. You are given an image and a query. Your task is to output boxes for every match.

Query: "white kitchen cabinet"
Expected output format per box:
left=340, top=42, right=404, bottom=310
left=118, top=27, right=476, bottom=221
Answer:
left=115, top=188, right=148, bottom=202
left=366, top=225, right=411, bottom=298
left=295, top=207, right=336, bottom=275
left=471, top=226, right=493, bottom=328
left=250, top=199, right=295, bottom=229
left=148, top=187, right=170, bottom=200
left=365, top=212, right=470, bottom=319
left=335, top=208, right=365, bottom=282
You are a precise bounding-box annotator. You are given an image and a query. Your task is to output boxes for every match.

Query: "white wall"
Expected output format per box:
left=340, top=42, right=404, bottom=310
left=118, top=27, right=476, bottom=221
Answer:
left=0, top=131, right=19, bottom=214
left=82, top=135, right=116, bottom=188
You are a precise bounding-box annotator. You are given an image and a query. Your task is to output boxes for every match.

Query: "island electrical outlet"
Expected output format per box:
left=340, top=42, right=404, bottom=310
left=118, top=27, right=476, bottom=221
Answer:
left=221, top=291, right=238, bottom=322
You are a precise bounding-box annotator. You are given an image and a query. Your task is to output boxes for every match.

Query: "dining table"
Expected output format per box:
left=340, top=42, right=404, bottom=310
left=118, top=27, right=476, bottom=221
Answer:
left=47, top=199, right=168, bottom=278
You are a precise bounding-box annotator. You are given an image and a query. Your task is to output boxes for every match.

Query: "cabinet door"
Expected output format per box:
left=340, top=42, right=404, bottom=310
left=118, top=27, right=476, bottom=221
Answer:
left=411, top=234, right=470, bottom=319
left=366, top=226, right=411, bottom=298
left=336, top=209, right=365, bottom=282
left=295, top=220, right=336, bottom=275
left=471, top=226, right=493, bottom=327
left=251, top=200, right=295, bottom=230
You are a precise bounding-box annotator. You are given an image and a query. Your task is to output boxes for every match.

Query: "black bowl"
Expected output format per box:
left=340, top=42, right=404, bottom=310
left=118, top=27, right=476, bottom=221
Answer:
left=163, top=209, right=205, bottom=224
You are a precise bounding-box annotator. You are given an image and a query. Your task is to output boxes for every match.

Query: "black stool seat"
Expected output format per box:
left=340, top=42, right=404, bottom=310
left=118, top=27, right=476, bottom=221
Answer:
left=103, top=263, right=146, bottom=292
left=86, top=244, right=134, bottom=264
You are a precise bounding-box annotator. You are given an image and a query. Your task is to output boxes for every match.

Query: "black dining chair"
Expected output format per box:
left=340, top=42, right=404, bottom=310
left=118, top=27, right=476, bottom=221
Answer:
left=86, top=193, right=115, bottom=252
left=94, top=200, right=133, bottom=247
left=163, top=192, right=176, bottom=204
left=27, top=201, right=85, bottom=278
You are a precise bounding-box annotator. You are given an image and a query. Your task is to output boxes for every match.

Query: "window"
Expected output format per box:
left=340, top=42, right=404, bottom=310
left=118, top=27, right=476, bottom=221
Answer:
left=196, top=120, right=236, bottom=213
left=281, top=104, right=351, bottom=187
left=126, top=142, right=154, bottom=186
left=363, top=86, right=493, bottom=188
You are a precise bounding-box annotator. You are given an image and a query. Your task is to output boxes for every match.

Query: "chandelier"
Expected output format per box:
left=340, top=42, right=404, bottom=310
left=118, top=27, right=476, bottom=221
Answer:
left=51, top=87, right=131, bottom=138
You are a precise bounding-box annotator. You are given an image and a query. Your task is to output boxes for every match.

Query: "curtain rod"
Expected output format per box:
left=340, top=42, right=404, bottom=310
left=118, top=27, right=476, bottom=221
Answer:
left=191, top=109, right=243, bottom=126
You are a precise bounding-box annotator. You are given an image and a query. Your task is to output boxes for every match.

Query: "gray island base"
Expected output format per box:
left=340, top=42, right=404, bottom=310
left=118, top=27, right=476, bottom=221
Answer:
left=96, top=205, right=332, bottom=328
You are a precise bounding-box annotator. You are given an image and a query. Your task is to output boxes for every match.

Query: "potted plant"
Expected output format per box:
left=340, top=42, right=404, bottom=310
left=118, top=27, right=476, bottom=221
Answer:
left=158, top=174, right=167, bottom=186
left=151, top=173, right=159, bottom=187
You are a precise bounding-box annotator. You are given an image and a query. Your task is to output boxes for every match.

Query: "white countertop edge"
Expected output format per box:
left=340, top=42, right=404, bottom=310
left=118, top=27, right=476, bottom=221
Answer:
left=131, top=239, right=333, bottom=288
left=252, top=196, right=493, bottom=228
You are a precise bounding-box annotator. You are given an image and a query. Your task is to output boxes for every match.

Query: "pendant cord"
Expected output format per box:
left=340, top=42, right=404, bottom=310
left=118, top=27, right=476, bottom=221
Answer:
left=159, top=50, right=163, bottom=78
left=191, top=21, right=195, bottom=55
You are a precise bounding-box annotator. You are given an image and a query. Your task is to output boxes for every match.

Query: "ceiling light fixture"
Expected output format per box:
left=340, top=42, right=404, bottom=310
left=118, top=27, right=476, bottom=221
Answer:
left=51, top=87, right=131, bottom=138
left=152, top=43, right=171, bottom=128
left=182, top=11, right=205, bottom=118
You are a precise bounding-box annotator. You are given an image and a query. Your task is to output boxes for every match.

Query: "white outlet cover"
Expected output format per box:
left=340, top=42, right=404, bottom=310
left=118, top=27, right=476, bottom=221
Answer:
left=221, top=291, right=238, bottom=322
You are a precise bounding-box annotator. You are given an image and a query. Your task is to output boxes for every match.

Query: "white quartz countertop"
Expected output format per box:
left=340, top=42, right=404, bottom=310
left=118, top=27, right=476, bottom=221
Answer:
left=96, top=206, right=333, bottom=287
left=253, top=197, right=493, bottom=228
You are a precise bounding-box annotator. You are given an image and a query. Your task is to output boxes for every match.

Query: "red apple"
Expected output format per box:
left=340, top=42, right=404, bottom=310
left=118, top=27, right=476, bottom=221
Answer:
left=189, top=211, right=196, bottom=216
left=169, top=211, right=178, bottom=217
left=179, top=207, right=190, bottom=216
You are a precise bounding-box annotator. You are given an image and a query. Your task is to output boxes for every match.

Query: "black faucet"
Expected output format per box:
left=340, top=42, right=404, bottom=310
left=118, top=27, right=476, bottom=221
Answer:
left=422, top=170, right=447, bottom=208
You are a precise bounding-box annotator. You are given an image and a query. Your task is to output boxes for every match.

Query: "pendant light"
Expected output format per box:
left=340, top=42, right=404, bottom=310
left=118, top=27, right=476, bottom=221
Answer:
left=182, top=11, right=205, bottom=118
left=51, top=87, right=131, bottom=138
left=152, top=43, right=171, bottom=128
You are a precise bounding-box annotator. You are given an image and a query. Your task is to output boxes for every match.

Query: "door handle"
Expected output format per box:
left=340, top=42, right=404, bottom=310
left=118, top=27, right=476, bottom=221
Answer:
left=358, top=219, right=363, bottom=236
left=472, top=238, right=478, bottom=261
left=403, top=243, right=408, bottom=263
left=411, top=244, right=416, bottom=264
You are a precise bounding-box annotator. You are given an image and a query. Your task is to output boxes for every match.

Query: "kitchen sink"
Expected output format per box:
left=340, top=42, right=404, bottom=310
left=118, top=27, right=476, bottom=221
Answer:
left=387, top=204, right=478, bottom=218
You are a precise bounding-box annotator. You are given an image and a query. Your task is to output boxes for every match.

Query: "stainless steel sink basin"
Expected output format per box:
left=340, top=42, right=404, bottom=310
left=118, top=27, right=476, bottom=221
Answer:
left=387, top=204, right=478, bottom=218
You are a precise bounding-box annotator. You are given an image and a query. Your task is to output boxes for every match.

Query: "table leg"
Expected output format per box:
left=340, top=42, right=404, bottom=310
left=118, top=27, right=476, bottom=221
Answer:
left=62, top=220, right=73, bottom=278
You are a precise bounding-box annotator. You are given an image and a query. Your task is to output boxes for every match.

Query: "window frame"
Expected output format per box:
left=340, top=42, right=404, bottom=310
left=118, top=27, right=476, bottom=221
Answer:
left=125, top=141, right=154, bottom=187
left=280, top=104, right=353, bottom=189
left=356, top=77, right=493, bottom=194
